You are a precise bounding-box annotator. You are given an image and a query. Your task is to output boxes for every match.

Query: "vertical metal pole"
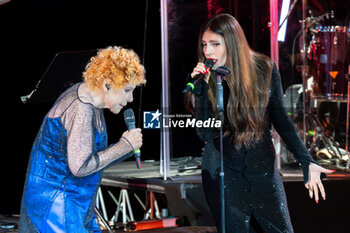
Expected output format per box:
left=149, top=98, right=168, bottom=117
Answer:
left=97, top=187, right=108, bottom=221
left=216, top=75, right=225, bottom=233
left=122, top=190, right=126, bottom=223
left=302, top=0, right=307, bottom=144
left=346, top=80, right=350, bottom=152
left=270, top=0, right=279, bottom=67
left=346, top=79, right=350, bottom=169
left=150, top=192, right=155, bottom=219
left=160, top=0, right=171, bottom=180
left=270, top=0, right=281, bottom=169
left=219, top=111, right=225, bottom=233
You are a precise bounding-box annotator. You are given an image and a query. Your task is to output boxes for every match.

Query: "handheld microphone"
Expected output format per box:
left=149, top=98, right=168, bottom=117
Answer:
left=123, top=108, right=141, bottom=169
left=182, top=58, right=217, bottom=94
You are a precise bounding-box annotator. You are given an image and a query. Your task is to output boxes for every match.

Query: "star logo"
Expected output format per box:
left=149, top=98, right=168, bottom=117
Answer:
left=150, top=109, right=162, bottom=122
left=143, top=110, right=162, bottom=129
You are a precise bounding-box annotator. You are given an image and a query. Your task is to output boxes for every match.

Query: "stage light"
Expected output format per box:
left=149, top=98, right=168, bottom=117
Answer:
left=278, top=0, right=291, bottom=42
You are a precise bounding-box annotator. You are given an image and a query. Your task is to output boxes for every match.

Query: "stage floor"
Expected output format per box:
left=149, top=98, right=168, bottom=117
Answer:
left=102, top=157, right=350, bottom=191
left=101, top=157, right=350, bottom=231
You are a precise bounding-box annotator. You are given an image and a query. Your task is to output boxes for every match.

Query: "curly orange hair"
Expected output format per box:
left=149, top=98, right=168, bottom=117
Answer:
left=83, top=46, right=146, bottom=90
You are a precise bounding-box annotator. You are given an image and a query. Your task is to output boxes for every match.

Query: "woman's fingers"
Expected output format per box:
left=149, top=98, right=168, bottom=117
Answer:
left=318, top=181, right=326, bottom=200
left=122, top=128, right=143, bottom=150
left=191, top=63, right=209, bottom=78
left=322, top=167, right=335, bottom=174
left=305, top=183, right=313, bottom=198
left=308, top=186, right=313, bottom=199
left=313, top=183, right=319, bottom=203
left=306, top=179, right=326, bottom=203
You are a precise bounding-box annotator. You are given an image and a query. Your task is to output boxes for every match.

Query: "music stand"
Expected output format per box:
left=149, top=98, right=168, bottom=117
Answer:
left=21, top=50, right=96, bottom=104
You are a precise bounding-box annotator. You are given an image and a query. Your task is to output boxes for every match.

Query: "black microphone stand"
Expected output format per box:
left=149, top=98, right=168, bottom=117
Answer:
left=215, top=66, right=230, bottom=233
left=216, top=75, right=225, bottom=233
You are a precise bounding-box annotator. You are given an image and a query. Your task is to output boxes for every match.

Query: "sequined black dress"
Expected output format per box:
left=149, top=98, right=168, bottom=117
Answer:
left=192, top=65, right=321, bottom=233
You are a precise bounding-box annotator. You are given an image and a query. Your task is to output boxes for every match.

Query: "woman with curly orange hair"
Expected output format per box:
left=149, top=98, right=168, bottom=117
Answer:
left=19, top=46, right=146, bottom=232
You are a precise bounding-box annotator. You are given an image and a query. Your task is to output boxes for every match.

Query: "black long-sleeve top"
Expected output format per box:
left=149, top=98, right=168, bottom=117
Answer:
left=191, top=64, right=324, bottom=184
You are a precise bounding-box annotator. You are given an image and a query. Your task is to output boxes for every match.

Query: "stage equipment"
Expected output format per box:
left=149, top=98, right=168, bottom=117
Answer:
left=95, top=207, right=114, bottom=233
left=144, top=192, right=161, bottom=220
left=137, top=0, right=149, bottom=128
left=287, top=9, right=350, bottom=171
left=99, top=158, right=350, bottom=231
left=160, top=0, right=171, bottom=181
left=113, top=189, right=135, bottom=224
left=20, top=50, right=96, bottom=104
left=345, top=69, right=350, bottom=169
left=125, top=218, right=178, bottom=231
left=278, top=0, right=298, bottom=42
left=309, top=26, right=349, bottom=101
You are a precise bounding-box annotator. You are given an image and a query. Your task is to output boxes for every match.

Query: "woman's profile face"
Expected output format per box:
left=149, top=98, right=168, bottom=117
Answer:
left=104, top=82, right=135, bottom=114
left=201, top=30, right=227, bottom=69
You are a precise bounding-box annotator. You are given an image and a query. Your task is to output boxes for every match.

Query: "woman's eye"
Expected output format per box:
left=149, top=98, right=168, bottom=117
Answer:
left=212, top=43, right=221, bottom=46
left=201, top=43, right=207, bottom=47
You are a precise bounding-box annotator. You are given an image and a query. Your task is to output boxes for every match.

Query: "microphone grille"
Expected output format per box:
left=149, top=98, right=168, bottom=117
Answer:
left=204, top=59, right=217, bottom=69
left=124, top=108, right=135, bottom=124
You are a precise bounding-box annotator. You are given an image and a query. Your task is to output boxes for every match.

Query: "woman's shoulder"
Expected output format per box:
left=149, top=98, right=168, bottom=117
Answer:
left=48, top=83, right=95, bottom=118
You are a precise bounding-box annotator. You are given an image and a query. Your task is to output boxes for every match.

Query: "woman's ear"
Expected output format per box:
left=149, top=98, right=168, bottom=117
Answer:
left=102, top=80, right=111, bottom=92
left=105, top=83, right=110, bottom=91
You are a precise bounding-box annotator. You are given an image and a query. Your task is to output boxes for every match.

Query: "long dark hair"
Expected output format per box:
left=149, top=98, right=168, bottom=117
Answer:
left=198, top=14, right=273, bottom=148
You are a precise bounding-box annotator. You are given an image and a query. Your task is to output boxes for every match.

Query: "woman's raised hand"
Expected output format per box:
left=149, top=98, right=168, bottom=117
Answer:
left=122, top=128, right=143, bottom=151
left=191, top=62, right=210, bottom=83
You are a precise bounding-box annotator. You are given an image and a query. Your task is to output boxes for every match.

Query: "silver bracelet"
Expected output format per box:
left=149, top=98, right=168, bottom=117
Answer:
left=121, top=136, right=134, bottom=151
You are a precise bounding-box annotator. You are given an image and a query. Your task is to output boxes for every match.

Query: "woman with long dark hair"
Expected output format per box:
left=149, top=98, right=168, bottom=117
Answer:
left=185, top=13, right=333, bottom=232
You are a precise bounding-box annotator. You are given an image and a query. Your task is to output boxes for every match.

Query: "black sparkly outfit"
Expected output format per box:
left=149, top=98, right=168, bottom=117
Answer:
left=191, top=65, right=324, bottom=233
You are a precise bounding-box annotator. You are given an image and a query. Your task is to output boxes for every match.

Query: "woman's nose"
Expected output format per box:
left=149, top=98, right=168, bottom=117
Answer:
left=204, top=46, right=213, bottom=57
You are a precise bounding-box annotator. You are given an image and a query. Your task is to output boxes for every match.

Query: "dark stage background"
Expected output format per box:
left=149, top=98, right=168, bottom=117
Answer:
left=1, top=0, right=162, bottom=215
left=0, top=0, right=271, bottom=215
left=1, top=0, right=350, bottom=232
